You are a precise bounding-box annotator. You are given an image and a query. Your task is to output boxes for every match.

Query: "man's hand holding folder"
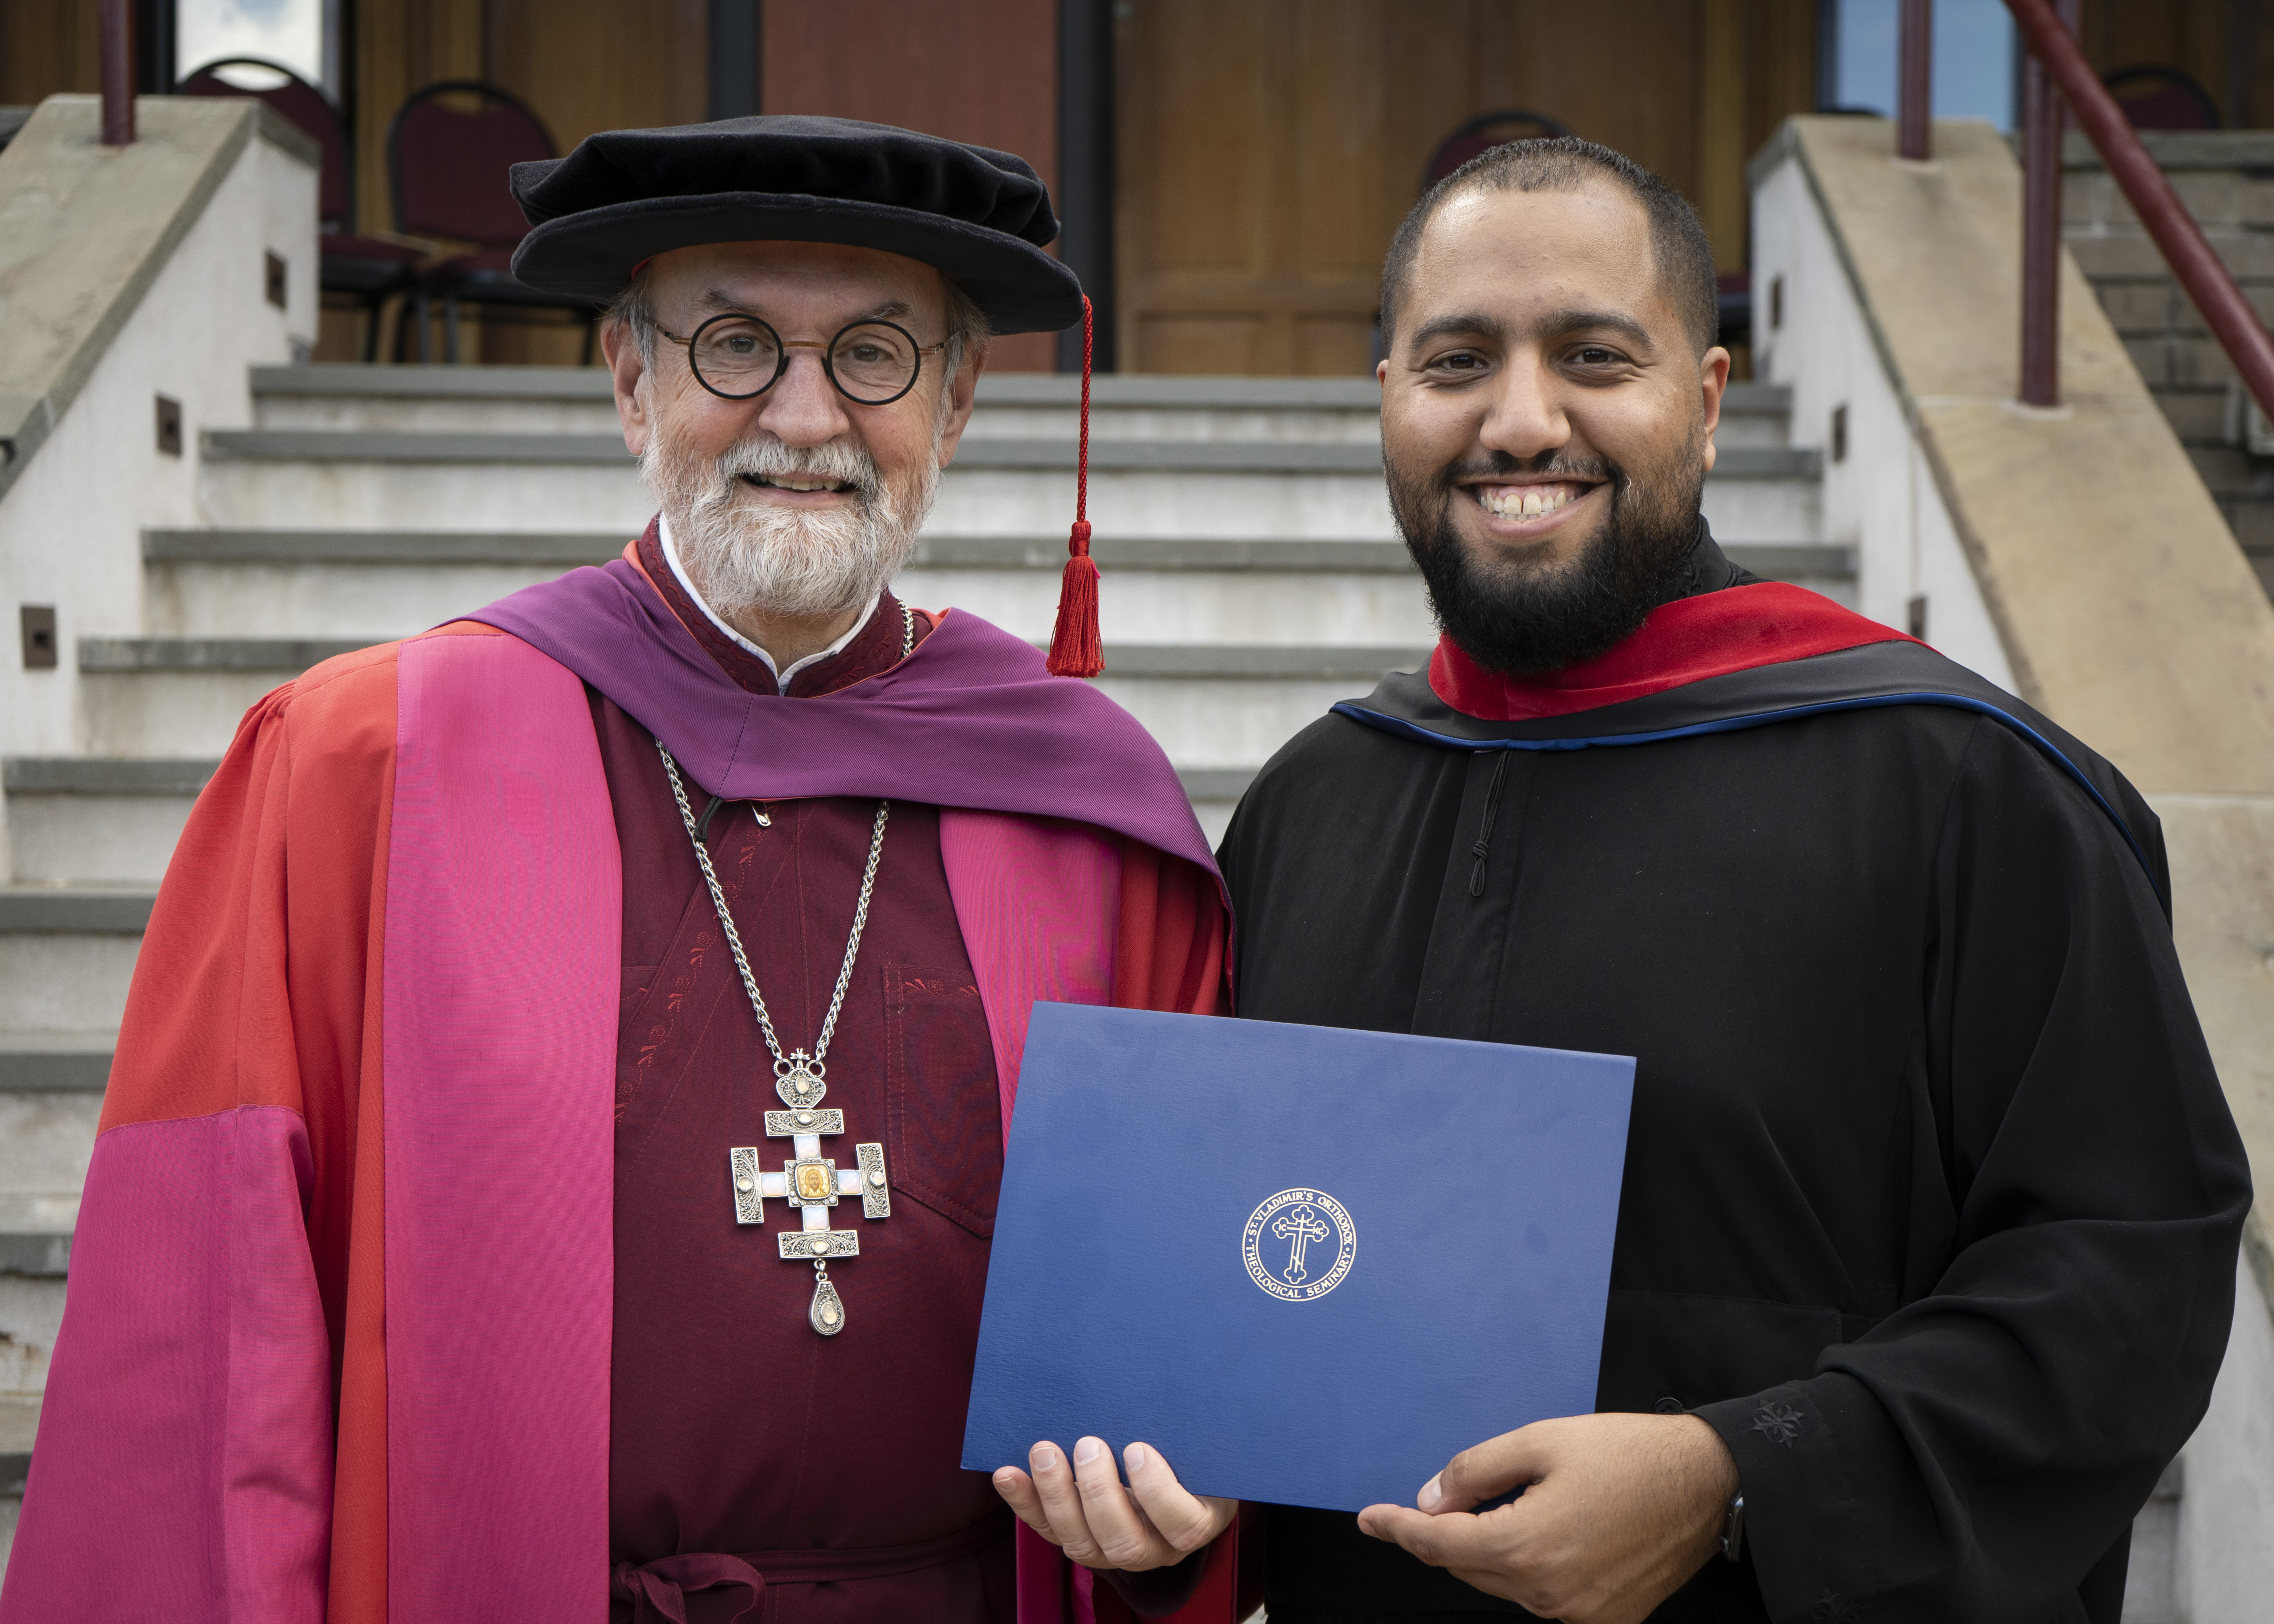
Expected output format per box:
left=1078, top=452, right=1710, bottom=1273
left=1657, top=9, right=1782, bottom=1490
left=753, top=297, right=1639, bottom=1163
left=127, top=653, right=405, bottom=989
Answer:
left=994, top=1437, right=1236, bottom=1572
left=1359, top=1411, right=1740, bottom=1624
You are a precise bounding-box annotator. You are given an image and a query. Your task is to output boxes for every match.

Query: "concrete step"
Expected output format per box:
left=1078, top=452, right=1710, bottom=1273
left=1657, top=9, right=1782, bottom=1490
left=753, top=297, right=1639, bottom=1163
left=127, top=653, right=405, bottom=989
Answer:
left=247, top=365, right=1800, bottom=448
left=1180, top=768, right=1254, bottom=848
left=143, top=530, right=1852, bottom=643
left=0, top=1265, right=67, bottom=1402
left=1092, top=645, right=1432, bottom=770
left=0, top=889, right=153, bottom=1037
left=244, top=366, right=1392, bottom=439
left=0, top=1395, right=31, bottom=1569
left=0, top=1195, right=82, bottom=1276
left=203, top=427, right=1822, bottom=479
left=0, top=1279, right=59, bottom=1397
left=4, top=758, right=210, bottom=884
left=0, top=1394, right=36, bottom=1472
left=970, top=377, right=1800, bottom=448
left=194, top=442, right=1402, bottom=538
left=74, top=640, right=360, bottom=756
left=195, top=428, right=1818, bottom=541
left=0, top=1086, right=102, bottom=1212
left=0, top=1191, right=87, bottom=1414
left=145, top=529, right=1446, bottom=645
left=0, top=1034, right=113, bottom=1093
left=7, top=753, right=1255, bottom=888
left=2121, top=1457, right=2186, bottom=1624
left=73, top=633, right=1422, bottom=766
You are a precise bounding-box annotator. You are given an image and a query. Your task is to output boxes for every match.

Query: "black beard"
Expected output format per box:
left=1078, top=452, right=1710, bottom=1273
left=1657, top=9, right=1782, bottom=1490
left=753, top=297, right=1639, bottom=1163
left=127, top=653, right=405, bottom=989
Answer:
left=1389, top=443, right=1707, bottom=676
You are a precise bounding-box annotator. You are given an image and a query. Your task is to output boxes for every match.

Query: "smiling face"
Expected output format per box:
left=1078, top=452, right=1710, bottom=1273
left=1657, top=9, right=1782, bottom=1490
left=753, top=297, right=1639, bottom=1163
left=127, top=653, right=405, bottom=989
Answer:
left=604, top=239, right=983, bottom=639
left=1379, top=180, right=1730, bottom=674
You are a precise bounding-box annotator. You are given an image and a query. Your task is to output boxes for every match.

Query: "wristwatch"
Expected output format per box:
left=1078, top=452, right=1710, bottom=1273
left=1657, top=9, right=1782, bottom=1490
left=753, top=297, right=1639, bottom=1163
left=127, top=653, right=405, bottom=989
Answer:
left=1720, top=1493, right=1746, bottom=1563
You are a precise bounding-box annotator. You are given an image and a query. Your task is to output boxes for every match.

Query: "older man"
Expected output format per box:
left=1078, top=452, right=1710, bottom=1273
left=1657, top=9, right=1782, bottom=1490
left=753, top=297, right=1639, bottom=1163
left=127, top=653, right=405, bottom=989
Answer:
left=3, top=118, right=1232, bottom=1624
left=1212, top=139, right=2250, bottom=1623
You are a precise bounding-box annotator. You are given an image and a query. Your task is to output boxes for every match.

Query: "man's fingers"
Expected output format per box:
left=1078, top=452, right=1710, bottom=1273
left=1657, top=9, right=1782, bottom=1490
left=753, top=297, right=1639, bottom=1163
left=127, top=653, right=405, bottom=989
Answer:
left=991, top=1465, right=1055, bottom=1539
left=1071, top=1436, right=1173, bottom=1569
left=1357, top=1503, right=1503, bottom=1574
left=1026, top=1441, right=1109, bottom=1565
left=1123, top=1442, right=1233, bottom=1556
left=1428, top=1421, right=1553, bottom=1513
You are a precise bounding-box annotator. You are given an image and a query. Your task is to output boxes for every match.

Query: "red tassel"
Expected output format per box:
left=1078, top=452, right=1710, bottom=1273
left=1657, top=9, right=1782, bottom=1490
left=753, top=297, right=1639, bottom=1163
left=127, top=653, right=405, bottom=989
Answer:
left=1046, top=296, right=1104, bottom=678
left=1048, top=523, right=1102, bottom=677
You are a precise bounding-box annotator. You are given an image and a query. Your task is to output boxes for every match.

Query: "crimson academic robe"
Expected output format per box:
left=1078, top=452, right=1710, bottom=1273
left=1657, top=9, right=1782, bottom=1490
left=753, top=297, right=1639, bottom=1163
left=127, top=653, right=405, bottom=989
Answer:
left=2, top=536, right=1246, bottom=1624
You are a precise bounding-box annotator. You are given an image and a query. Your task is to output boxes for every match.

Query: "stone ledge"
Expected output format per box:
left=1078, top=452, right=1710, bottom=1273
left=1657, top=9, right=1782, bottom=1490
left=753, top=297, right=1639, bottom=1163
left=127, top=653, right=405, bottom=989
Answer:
left=243, top=364, right=1798, bottom=417
left=0, top=1234, right=69, bottom=1279
left=0, top=887, right=157, bottom=934
left=243, top=366, right=1393, bottom=410
left=1178, top=768, right=1258, bottom=802
left=926, top=537, right=1420, bottom=571
left=0, top=1197, right=80, bottom=1279
left=249, top=362, right=616, bottom=400
left=79, top=635, right=374, bottom=672
left=0, top=96, right=311, bottom=502
left=3, top=756, right=217, bottom=794
left=197, top=428, right=1818, bottom=481
left=2061, top=129, right=2274, bottom=172
left=0, top=1394, right=38, bottom=1491
left=199, top=429, right=1399, bottom=475
left=203, top=429, right=634, bottom=465
left=1093, top=645, right=1428, bottom=678
left=131, top=529, right=1852, bottom=580
left=0, top=1036, right=113, bottom=1092
left=2067, top=233, right=2274, bottom=281
left=144, top=528, right=626, bottom=565
left=70, top=634, right=1427, bottom=682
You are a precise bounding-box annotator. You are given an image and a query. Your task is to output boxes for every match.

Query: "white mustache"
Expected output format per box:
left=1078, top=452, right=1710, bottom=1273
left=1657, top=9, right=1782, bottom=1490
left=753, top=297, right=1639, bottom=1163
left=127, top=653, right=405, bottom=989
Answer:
left=711, top=434, right=885, bottom=502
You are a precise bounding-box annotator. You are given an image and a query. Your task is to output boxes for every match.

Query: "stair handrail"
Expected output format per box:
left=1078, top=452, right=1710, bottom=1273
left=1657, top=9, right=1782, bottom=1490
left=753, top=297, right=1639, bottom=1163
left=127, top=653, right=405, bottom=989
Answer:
left=2005, top=0, right=2274, bottom=419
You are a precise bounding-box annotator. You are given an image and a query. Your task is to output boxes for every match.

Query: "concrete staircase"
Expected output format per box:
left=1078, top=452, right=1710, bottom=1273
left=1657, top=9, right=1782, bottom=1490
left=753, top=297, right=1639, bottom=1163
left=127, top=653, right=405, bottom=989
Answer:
left=2062, top=131, right=2274, bottom=603
left=0, top=362, right=1836, bottom=1553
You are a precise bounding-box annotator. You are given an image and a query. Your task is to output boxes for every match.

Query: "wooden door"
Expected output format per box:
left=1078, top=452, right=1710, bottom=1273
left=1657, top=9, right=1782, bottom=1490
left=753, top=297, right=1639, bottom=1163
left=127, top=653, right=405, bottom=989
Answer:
left=1113, top=0, right=1791, bottom=376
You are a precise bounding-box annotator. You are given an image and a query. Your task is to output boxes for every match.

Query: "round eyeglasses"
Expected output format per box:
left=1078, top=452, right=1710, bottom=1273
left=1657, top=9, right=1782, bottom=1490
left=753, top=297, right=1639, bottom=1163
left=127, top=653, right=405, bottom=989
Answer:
left=654, top=312, right=948, bottom=406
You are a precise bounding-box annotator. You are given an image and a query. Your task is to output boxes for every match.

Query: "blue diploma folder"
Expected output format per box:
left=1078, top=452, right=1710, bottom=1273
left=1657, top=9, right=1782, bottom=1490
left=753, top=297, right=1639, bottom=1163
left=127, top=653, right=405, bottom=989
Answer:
left=961, top=1004, right=1636, bottom=1513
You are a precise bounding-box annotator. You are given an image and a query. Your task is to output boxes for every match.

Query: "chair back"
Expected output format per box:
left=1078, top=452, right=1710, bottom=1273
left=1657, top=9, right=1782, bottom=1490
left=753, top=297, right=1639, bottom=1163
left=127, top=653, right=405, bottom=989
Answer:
left=1421, top=110, right=1575, bottom=191
left=388, top=80, right=556, bottom=246
left=178, top=57, right=351, bottom=226
left=2104, top=66, right=2221, bottom=131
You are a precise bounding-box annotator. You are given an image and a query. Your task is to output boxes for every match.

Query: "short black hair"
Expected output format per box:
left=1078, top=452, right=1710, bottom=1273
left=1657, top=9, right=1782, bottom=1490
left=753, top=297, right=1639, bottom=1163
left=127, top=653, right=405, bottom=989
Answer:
left=1380, top=136, right=1720, bottom=355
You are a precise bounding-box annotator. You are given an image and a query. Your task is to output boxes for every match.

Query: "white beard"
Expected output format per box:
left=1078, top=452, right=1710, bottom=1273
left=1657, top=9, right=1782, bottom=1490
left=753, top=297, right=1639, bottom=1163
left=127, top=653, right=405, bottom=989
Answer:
left=640, top=415, right=940, bottom=623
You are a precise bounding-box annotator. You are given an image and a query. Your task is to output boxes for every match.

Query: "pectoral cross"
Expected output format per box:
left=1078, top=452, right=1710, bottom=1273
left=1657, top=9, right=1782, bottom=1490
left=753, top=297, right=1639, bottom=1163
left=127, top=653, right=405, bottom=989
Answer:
left=1272, top=1204, right=1330, bottom=1284
left=729, top=1052, right=890, bottom=1336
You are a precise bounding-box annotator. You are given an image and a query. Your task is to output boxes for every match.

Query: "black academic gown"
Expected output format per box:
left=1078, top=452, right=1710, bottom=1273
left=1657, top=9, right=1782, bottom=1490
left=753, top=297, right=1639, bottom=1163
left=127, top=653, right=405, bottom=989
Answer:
left=1217, top=536, right=2251, bottom=1624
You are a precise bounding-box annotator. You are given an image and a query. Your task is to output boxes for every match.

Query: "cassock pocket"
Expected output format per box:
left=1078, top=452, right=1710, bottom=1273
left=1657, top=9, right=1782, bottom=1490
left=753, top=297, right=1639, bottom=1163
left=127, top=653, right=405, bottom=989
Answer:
left=1595, top=1289, right=1872, bottom=1413
left=883, top=962, right=1003, bottom=1238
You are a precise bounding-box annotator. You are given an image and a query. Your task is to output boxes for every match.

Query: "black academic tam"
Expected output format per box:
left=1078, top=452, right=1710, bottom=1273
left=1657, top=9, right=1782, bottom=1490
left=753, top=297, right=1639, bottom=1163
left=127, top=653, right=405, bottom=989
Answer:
left=507, top=115, right=1084, bottom=333
left=1220, top=537, right=2250, bottom=1624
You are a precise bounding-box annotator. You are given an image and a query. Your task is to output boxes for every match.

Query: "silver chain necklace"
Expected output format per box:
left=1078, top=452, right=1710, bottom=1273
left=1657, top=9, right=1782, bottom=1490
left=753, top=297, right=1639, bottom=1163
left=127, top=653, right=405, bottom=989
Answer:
left=655, top=602, right=913, bottom=1337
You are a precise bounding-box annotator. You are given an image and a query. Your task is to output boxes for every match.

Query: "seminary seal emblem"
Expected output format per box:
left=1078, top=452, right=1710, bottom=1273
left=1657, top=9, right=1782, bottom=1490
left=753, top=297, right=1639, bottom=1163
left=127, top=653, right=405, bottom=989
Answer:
left=1242, top=1188, right=1357, bottom=1301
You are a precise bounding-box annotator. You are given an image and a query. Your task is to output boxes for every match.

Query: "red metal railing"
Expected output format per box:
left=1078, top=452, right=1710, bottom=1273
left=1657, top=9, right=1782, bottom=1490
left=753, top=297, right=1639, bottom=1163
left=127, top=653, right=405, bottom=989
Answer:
left=100, top=0, right=135, bottom=147
left=2002, top=0, right=2274, bottom=418
left=2016, top=0, right=2079, bottom=405
left=1898, top=0, right=1933, bottom=161
left=1894, top=1, right=2274, bottom=416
